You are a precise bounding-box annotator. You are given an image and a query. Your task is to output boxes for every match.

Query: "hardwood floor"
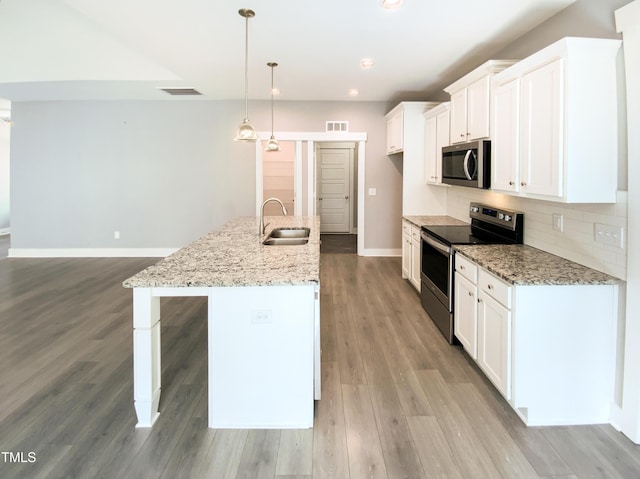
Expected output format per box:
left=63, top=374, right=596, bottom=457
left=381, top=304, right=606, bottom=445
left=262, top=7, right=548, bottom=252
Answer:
left=0, top=253, right=639, bottom=478
left=0, top=234, right=9, bottom=259
left=320, top=234, right=357, bottom=254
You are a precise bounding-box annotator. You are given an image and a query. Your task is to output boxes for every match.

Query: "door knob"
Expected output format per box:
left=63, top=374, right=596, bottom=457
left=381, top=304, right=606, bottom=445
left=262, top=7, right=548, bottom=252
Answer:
left=345, top=195, right=349, bottom=200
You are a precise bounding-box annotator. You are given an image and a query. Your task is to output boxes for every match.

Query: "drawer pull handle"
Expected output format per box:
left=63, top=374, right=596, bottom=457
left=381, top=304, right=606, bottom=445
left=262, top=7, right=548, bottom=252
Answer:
left=487, top=284, right=494, bottom=290
left=459, top=265, right=465, bottom=270
left=468, top=291, right=474, bottom=297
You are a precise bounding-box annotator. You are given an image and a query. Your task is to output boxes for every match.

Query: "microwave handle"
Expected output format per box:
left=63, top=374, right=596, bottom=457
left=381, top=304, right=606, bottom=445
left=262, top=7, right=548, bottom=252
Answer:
left=463, top=149, right=473, bottom=180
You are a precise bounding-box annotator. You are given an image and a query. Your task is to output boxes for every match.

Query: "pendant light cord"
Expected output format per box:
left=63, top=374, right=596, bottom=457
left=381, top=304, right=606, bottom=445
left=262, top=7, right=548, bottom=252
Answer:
left=244, top=15, right=249, bottom=119
left=270, top=66, right=275, bottom=135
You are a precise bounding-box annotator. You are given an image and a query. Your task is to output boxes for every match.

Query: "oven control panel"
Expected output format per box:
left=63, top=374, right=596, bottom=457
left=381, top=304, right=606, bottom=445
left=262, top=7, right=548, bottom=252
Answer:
left=469, top=202, right=523, bottom=231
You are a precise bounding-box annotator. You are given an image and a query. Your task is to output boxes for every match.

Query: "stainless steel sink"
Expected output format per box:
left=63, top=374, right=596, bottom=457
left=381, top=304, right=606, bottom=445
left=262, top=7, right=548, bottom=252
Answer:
left=263, top=237, right=309, bottom=246
left=268, top=227, right=310, bottom=239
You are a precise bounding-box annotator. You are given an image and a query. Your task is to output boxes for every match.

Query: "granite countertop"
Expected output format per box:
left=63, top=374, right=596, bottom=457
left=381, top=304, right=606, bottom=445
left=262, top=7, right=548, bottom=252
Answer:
left=404, top=215, right=468, bottom=227
left=454, top=244, right=620, bottom=286
left=123, top=216, right=320, bottom=288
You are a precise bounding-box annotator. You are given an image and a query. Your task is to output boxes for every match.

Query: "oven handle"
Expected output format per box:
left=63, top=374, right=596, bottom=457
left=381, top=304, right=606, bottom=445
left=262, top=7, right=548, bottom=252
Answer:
left=421, top=233, right=451, bottom=255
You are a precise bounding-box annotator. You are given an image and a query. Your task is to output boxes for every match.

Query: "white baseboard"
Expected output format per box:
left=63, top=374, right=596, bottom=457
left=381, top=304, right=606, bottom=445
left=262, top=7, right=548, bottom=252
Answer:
left=359, top=248, right=402, bottom=257
left=8, top=248, right=177, bottom=258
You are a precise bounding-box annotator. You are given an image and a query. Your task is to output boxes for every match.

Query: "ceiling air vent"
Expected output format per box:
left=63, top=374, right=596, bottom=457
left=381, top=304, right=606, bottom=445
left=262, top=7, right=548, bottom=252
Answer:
left=326, top=121, right=349, bottom=132
left=159, top=88, right=202, bottom=96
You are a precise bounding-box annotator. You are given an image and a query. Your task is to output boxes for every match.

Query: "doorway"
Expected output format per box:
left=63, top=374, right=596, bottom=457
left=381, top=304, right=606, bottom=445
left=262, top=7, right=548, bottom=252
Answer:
left=261, top=140, right=294, bottom=215
left=315, top=142, right=355, bottom=234
left=254, top=132, right=367, bottom=255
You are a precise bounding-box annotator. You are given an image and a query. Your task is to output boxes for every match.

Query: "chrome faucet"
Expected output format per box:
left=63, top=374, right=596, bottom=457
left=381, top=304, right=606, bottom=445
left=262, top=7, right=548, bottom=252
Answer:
left=259, top=197, right=288, bottom=235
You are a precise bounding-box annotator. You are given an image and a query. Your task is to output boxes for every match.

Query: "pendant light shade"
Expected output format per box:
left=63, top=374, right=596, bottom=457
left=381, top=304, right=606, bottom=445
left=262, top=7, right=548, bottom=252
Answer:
left=234, top=8, right=258, bottom=142
left=265, top=62, right=280, bottom=152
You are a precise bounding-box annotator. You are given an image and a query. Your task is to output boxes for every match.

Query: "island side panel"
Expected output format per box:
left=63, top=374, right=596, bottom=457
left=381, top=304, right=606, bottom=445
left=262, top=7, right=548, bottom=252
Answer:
left=208, top=285, right=316, bottom=429
left=132, top=287, right=161, bottom=427
left=314, top=284, right=321, bottom=400
left=512, top=283, right=618, bottom=426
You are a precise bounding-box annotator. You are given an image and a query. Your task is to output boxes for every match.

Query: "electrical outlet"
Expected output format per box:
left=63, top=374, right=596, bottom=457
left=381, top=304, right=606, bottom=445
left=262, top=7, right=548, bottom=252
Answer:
left=368, top=188, right=377, bottom=196
left=251, top=310, right=272, bottom=324
left=594, top=223, right=624, bottom=248
left=552, top=214, right=563, bottom=232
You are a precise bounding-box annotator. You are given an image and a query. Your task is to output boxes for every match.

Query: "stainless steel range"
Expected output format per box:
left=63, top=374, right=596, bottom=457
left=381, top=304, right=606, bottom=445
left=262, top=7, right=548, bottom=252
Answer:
left=420, top=203, right=524, bottom=343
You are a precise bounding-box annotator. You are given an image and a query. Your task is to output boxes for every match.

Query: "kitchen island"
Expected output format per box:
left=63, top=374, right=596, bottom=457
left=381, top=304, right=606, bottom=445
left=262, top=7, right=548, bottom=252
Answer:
left=123, top=216, right=320, bottom=429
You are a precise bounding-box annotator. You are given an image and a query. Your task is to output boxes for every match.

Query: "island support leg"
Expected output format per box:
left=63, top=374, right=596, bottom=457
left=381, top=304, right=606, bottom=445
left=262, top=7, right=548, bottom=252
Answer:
left=133, top=288, right=161, bottom=427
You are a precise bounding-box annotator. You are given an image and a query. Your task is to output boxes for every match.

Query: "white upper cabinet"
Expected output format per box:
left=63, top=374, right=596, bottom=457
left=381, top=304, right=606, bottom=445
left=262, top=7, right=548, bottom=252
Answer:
left=445, top=60, right=516, bottom=144
left=492, top=37, right=621, bottom=203
left=386, top=108, right=404, bottom=154
left=492, top=79, right=520, bottom=192
left=423, top=102, right=450, bottom=184
left=387, top=102, right=446, bottom=215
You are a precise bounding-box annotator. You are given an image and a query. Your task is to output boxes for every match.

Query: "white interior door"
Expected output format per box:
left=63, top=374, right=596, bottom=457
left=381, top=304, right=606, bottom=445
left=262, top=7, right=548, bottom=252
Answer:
left=317, top=147, right=351, bottom=233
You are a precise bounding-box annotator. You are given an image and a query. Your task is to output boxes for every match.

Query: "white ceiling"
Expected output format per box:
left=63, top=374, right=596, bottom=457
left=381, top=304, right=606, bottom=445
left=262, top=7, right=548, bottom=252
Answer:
left=0, top=0, right=576, bottom=103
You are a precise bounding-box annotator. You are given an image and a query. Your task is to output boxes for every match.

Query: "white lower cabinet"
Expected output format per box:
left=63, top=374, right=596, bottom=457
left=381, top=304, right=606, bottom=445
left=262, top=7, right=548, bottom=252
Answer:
left=401, top=220, right=421, bottom=292
left=454, top=253, right=618, bottom=426
left=402, top=223, right=411, bottom=279
left=477, top=290, right=511, bottom=400
left=410, top=228, right=421, bottom=290
left=454, top=273, right=477, bottom=358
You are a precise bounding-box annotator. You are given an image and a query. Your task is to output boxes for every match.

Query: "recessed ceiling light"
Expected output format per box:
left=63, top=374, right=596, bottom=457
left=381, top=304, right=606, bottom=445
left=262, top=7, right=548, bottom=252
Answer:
left=382, top=0, right=403, bottom=10
left=360, top=58, right=375, bottom=69
left=348, top=89, right=359, bottom=97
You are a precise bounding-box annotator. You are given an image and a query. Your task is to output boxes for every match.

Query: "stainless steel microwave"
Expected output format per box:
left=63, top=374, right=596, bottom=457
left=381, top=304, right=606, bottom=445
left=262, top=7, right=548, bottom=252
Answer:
left=441, top=140, right=490, bottom=189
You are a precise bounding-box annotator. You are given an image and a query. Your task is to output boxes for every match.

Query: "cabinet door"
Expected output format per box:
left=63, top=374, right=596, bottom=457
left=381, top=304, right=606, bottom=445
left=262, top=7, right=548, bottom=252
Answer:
left=492, top=79, right=520, bottom=192
left=386, top=112, right=404, bottom=154
left=411, top=234, right=421, bottom=291
left=466, top=76, right=491, bottom=140
left=449, top=89, right=467, bottom=144
left=477, top=290, right=511, bottom=399
left=435, top=108, right=449, bottom=182
left=519, top=59, right=563, bottom=197
left=402, top=232, right=411, bottom=279
left=454, top=272, right=477, bottom=358
left=424, top=114, right=438, bottom=183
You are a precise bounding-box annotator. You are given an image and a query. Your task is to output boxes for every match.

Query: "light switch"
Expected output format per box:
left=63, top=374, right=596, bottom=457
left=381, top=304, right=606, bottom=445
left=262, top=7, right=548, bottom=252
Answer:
left=368, top=188, right=377, bottom=196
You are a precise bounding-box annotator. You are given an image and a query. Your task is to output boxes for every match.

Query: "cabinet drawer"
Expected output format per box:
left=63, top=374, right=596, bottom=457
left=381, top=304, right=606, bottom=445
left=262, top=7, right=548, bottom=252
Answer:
left=455, top=254, right=478, bottom=283
left=411, top=226, right=421, bottom=243
left=402, top=220, right=412, bottom=236
left=478, top=269, right=511, bottom=308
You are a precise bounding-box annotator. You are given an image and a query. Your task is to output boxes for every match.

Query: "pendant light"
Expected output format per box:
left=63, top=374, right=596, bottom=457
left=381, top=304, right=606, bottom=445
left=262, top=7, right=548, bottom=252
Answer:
left=265, top=62, right=280, bottom=152
left=234, top=8, right=258, bottom=142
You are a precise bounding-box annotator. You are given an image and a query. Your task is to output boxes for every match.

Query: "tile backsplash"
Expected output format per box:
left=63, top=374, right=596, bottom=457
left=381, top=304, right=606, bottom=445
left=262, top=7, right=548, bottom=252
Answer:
left=446, top=188, right=628, bottom=280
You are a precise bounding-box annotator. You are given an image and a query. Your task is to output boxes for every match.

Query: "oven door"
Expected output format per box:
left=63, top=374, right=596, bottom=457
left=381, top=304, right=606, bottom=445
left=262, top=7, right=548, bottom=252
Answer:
left=420, top=232, right=452, bottom=309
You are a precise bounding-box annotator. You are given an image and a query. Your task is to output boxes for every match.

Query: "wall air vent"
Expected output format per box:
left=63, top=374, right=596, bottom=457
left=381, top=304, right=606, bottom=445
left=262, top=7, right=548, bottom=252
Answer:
left=325, top=121, right=349, bottom=132
left=159, top=88, right=202, bottom=96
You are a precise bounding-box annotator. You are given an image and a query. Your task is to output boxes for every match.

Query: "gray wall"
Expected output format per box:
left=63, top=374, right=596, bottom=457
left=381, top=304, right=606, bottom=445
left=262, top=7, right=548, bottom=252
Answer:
left=10, top=100, right=394, bottom=250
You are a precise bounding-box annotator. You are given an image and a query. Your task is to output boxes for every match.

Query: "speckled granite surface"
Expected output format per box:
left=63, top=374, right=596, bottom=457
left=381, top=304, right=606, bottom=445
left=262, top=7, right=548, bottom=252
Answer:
left=404, top=215, right=468, bottom=227
left=123, top=216, right=320, bottom=288
left=454, top=244, right=620, bottom=286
